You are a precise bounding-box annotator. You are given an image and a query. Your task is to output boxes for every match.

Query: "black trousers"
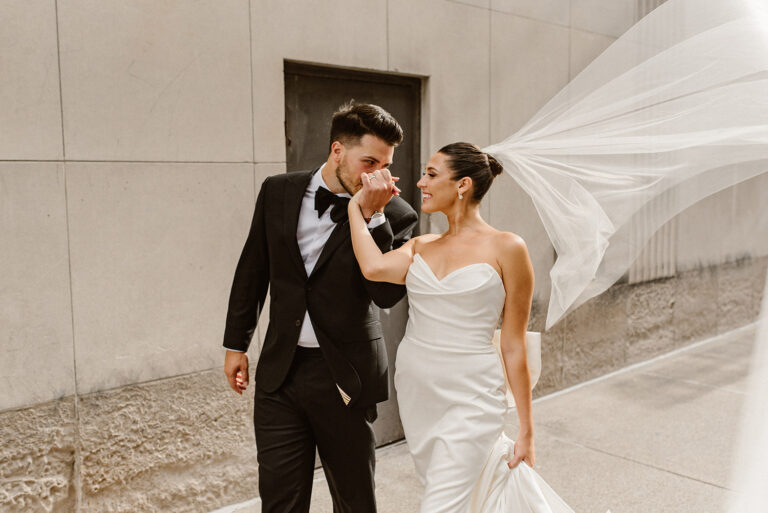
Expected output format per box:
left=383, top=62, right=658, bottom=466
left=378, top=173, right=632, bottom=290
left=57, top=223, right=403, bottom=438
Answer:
left=254, top=347, right=377, bottom=513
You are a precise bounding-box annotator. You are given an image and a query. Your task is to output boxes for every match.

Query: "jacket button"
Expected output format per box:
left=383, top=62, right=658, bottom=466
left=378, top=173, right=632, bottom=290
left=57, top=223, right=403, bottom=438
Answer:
left=295, top=319, right=301, bottom=326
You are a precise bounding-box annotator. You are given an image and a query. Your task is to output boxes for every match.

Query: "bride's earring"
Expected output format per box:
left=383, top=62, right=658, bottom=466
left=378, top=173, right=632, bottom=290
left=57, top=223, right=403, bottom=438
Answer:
left=458, top=190, right=463, bottom=199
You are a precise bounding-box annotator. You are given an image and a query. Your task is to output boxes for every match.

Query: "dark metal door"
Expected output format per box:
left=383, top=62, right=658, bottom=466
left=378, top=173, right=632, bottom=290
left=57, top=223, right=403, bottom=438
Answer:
left=284, top=61, right=421, bottom=445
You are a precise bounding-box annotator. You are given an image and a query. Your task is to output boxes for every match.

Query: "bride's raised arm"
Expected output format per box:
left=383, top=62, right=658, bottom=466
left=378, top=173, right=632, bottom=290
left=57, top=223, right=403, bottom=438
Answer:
left=348, top=175, right=416, bottom=285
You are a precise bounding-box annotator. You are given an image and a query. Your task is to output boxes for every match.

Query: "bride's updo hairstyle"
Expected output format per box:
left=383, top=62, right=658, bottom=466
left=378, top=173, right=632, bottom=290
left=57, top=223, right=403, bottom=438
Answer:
left=438, top=142, right=504, bottom=203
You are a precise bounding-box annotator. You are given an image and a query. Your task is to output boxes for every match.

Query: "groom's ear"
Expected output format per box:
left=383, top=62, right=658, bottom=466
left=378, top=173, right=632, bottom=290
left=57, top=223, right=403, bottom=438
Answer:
left=330, top=140, right=344, bottom=163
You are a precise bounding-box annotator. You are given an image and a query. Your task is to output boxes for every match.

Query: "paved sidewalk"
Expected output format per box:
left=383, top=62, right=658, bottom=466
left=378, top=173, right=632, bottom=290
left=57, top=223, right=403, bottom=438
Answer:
left=216, top=323, right=757, bottom=513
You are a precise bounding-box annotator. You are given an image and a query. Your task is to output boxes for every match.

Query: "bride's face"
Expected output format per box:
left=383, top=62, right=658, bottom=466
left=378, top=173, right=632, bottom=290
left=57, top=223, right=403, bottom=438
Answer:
left=417, top=152, right=459, bottom=213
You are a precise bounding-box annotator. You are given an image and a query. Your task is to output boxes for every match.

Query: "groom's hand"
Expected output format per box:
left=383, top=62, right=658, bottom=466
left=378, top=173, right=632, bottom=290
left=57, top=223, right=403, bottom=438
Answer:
left=358, top=169, right=400, bottom=220
left=224, top=350, right=249, bottom=395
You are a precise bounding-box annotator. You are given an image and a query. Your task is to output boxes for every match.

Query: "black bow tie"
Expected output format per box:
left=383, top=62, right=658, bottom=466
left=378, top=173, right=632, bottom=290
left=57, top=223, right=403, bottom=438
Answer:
left=314, top=186, right=350, bottom=223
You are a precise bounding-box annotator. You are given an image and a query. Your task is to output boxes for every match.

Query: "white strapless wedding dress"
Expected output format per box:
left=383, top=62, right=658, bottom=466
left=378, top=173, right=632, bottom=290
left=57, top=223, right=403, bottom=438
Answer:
left=394, top=253, right=576, bottom=513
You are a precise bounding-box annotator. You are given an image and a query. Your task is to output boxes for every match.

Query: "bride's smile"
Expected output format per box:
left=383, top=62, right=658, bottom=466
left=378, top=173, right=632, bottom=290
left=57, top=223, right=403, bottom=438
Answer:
left=417, top=152, right=466, bottom=213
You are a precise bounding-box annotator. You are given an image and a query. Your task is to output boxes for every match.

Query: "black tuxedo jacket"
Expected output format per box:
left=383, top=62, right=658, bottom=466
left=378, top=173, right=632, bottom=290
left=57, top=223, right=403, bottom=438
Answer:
left=223, top=169, right=418, bottom=407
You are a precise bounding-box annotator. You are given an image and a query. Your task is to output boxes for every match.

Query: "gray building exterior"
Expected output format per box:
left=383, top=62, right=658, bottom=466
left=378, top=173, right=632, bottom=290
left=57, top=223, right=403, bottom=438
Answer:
left=1, top=0, right=766, bottom=512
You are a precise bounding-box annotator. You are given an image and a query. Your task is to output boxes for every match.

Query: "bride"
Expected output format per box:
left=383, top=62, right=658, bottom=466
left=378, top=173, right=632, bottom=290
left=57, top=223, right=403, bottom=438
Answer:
left=347, top=142, right=574, bottom=513
left=346, top=0, right=768, bottom=509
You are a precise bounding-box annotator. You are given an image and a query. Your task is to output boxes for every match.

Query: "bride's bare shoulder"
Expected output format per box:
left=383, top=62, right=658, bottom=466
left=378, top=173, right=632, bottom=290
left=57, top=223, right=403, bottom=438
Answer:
left=490, top=232, right=533, bottom=290
left=411, top=233, right=442, bottom=252
left=491, top=231, right=530, bottom=264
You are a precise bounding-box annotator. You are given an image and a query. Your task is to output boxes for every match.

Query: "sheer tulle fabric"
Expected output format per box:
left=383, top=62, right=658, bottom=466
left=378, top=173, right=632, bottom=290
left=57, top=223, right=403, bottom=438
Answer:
left=484, top=0, right=768, bottom=328
left=727, top=275, right=768, bottom=513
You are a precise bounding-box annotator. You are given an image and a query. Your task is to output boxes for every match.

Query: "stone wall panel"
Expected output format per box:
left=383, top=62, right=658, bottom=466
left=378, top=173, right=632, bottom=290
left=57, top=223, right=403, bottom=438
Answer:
left=389, top=0, right=491, bottom=147
left=57, top=0, right=253, bottom=161
left=250, top=0, right=388, bottom=162
left=0, top=0, right=63, bottom=160
left=569, top=28, right=615, bottom=79
left=0, top=163, right=75, bottom=411
left=65, top=162, right=254, bottom=395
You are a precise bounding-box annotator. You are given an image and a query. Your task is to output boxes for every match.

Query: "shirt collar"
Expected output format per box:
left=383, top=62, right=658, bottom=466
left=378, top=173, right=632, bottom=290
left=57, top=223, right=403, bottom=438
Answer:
left=311, top=163, right=351, bottom=198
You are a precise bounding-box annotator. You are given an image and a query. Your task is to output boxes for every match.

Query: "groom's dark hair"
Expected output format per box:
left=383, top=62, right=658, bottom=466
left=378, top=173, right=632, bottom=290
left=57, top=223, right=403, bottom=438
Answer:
left=329, top=101, right=403, bottom=150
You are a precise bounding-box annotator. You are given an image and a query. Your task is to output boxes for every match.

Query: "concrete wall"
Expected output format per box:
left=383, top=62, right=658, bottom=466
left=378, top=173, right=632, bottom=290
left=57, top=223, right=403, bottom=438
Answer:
left=1, top=1, right=766, bottom=512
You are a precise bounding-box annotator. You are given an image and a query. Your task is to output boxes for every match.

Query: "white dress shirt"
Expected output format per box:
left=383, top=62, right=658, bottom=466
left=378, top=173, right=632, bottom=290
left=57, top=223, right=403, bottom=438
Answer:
left=227, top=166, right=385, bottom=353
left=296, top=165, right=385, bottom=347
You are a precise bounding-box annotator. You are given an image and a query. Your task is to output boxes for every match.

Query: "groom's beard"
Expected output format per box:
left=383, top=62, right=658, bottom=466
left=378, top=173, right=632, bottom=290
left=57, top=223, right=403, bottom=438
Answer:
left=335, top=157, right=358, bottom=196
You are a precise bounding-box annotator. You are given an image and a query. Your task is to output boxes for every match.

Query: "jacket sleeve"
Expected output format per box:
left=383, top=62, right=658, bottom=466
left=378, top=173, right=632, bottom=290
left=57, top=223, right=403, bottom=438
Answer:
left=363, top=207, right=419, bottom=308
left=222, top=177, right=271, bottom=351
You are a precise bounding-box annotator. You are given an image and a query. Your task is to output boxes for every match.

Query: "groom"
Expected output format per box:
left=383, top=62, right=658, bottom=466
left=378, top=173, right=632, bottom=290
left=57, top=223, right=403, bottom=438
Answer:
left=223, top=102, right=418, bottom=513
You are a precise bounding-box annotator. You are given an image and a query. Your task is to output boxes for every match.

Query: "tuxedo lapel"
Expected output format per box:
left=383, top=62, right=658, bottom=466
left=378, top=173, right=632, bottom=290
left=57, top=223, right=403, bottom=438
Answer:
left=312, top=219, right=350, bottom=277
left=283, top=170, right=314, bottom=281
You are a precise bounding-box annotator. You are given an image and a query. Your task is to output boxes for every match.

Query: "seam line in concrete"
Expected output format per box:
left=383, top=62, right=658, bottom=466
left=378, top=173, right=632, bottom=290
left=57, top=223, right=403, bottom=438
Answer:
left=54, top=0, right=66, bottom=159
left=445, top=0, right=488, bottom=11
left=489, top=6, right=626, bottom=41
left=386, top=0, right=390, bottom=70
left=247, top=0, right=259, bottom=236
left=54, top=3, right=81, bottom=508
left=534, top=322, right=759, bottom=405
left=547, top=436, right=730, bottom=490
left=489, top=7, right=570, bottom=29
left=488, top=2, right=492, bottom=148
left=567, top=2, right=572, bottom=80
left=377, top=438, right=409, bottom=453
left=247, top=0, right=256, bottom=164
left=62, top=161, right=83, bottom=511
left=75, top=366, right=229, bottom=398
left=638, top=370, right=747, bottom=396
left=0, top=159, right=280, bottom=165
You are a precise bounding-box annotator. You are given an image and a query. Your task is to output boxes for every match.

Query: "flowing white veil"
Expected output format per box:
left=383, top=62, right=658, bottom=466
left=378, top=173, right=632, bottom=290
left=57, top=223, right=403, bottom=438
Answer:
left=484, top=0, right=768, bottom=329
left=727, top=274, right=768, bottom=512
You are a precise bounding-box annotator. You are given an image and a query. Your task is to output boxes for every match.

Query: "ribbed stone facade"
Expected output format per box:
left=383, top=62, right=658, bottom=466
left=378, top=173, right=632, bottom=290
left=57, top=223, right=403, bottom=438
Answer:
left=533, top=257, right=767, bottom=397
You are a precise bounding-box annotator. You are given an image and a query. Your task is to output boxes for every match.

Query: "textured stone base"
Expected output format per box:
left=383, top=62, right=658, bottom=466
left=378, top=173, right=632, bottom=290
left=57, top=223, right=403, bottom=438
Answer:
left=533, top=255, right=767, bottom=398
left=0, top=399, right=76, bottom=513
left=77, top=369, right=259, bottom=513
left=2, top=257, right=765, bottom=513
left=1, top=370, right=258, bottom=513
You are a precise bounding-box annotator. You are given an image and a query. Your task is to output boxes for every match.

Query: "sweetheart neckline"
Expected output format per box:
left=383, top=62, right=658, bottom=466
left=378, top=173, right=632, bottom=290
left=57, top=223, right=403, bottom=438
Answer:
left=412, top=253, right=503, bottom=284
